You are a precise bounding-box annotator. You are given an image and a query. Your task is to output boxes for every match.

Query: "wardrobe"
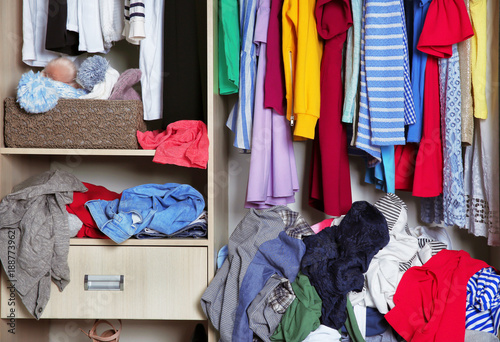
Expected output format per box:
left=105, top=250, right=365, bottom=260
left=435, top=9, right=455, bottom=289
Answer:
left=0, top=1, right=228, bottom=341
left=0, top=1, right=498, bottom=342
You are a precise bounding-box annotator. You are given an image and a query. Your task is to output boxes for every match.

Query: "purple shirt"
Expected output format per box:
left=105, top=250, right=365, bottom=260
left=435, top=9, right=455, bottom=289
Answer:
left=245, top=0, right=299, bottom=208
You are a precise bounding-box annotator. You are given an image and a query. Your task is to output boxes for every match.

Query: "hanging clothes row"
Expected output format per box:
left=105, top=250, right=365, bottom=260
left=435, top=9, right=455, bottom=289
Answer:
left=22, top=0, right=206, bottom=127
left=220, top=0, right=499, bottom=245
left=22, top=0, right=143, bottom=66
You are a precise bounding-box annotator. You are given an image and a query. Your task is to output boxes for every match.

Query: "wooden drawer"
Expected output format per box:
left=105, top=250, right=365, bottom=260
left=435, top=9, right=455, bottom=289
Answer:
left=0, top=246, right=208, bottom=320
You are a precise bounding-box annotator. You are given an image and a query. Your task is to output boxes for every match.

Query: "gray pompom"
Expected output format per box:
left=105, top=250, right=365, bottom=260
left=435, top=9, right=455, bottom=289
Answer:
left=77, top=55, right=109, bottom=91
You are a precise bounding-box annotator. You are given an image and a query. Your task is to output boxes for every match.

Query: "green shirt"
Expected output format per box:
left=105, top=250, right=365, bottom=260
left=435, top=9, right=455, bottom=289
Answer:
left=344, top=298, right=366, bottom=342
left=271, top=272, right=322, bottom=342
left=218, top=0, right=239, bottom=94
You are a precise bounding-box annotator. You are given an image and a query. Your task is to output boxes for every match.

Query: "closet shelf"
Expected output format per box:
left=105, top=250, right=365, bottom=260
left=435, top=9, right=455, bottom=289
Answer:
left=0, top=148, right=155, bottom=156
left=69, top=237, right=210, bottom=247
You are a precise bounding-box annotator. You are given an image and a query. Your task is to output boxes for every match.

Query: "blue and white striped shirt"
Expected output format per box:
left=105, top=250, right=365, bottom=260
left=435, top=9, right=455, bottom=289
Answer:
left=226, top=0, right=259, bottom=149
left=356, top=1, right=382, bottom=159
left=466, top=267, right=500, bottom=335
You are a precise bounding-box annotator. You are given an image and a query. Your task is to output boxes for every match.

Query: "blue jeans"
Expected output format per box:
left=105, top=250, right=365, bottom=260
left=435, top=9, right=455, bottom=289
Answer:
left=86, top=183, right=205, bottom=243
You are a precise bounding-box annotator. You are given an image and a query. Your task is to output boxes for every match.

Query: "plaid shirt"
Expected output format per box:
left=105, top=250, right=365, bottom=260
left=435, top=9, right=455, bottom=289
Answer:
left=279, top=210, right=315, bottom=239
left=268, top=276, right=296, bottom=314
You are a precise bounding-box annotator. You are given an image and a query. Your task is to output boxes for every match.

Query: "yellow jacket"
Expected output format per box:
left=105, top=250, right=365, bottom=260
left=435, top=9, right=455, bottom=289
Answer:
left=282, top=0, right=323, bottom=139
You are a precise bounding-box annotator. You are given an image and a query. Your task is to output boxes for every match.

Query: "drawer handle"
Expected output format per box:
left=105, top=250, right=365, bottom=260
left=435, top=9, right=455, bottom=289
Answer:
left=84, top=275, right=124, bottom=291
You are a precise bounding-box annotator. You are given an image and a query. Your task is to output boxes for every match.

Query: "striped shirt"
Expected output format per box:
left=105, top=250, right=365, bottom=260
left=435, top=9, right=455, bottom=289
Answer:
left=123, top=0, right=145, bottom=45
left=356, top=0, right=408, bottom=158
left=466, top=267, right=500, bottom=334
left=356, top=2, right=381, bottom=159
left=226, top=0, right=259, bottom=149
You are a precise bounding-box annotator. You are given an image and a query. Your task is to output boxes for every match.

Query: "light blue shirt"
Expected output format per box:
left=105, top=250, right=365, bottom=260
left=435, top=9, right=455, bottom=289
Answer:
left=226, top=0, right=259, bottom=149
left=342, top=0, right=362, bottom=124
left=364, top=146, right=395, bottom=193
left=407, top=0, right=432, bottom=142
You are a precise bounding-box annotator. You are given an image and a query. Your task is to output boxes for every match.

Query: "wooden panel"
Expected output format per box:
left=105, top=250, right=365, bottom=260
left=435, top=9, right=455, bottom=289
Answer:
left=0, top=148, right=156, bottom=156
left=69, top=238, right=209, bottom=247
left=207, top=0, right=227, bottom=338
left=0, top=246, right=208, bottom=320
left=0, top=0, right=30, bottom=149
left=0, top=155, right=50, bottom=199
left=207, top=0, right=229, bottom=279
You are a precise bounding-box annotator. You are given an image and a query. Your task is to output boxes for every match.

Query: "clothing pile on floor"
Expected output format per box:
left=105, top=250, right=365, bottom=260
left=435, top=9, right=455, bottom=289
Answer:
left=0, top=170, right=208, bottom=319
left=201, top=193, right=500, bottom=342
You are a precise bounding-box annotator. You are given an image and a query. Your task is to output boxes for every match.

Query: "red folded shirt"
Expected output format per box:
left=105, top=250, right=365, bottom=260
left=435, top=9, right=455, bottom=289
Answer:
left=67, top=182, right=121, bottom=239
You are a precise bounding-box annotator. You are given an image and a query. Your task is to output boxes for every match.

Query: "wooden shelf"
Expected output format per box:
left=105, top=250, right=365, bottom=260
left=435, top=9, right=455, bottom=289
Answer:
left=0, top=148, right=155, bottom=156
left=69, top=237, right=210, bottom=247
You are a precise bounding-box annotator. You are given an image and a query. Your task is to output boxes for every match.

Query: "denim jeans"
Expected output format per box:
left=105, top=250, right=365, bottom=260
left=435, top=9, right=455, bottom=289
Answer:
left=135, top=211, right=208, bottom=239
left=86, top=183, right=205, bottom=243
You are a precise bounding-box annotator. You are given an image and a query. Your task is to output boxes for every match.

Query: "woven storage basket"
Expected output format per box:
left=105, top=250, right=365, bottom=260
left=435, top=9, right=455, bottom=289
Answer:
left=4, top=97, right=146, bottom=149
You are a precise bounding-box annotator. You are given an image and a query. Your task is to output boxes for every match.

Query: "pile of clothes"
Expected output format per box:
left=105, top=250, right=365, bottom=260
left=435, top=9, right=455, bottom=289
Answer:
left=201, top=193, right=500, bottom=342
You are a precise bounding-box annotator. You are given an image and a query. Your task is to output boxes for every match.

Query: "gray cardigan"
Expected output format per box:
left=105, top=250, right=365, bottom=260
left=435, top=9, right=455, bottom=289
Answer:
left=0, top=170, right=87, bottom=319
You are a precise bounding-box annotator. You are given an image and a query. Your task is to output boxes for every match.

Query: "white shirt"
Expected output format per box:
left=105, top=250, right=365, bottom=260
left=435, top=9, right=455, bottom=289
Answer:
left=22, top=0, right=63, bottom=67
left=77, top=0, right=106, bottom=53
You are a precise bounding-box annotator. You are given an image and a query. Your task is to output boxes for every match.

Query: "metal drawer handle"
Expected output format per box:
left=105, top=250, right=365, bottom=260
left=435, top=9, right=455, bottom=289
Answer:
left=84, top=275, right=124, bottom=291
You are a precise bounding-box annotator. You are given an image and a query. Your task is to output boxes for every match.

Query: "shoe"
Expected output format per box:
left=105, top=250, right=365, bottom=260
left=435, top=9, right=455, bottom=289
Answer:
left=190, top=323, right=207, bottom=342
left=81, top=319, right=122, bottom=342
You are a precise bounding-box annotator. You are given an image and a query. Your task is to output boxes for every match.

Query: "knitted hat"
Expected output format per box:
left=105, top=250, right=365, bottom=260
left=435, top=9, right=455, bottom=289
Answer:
left=79, top=66, right=120, bottom=100
left=17, top=70, right=86, bottom=114
left=77, top=55, right=109, bottom=91
left=109, top=68, right=141, bottom=100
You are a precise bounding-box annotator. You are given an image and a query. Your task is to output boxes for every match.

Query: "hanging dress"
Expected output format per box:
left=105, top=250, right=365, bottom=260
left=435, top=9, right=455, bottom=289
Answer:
left=245, top=0, right=299, bottom=208
left=308, top=0, right=352, bottom=216
left=416, top=0, right=474, bottom=227
left=413, top=0, right=473, bottom=199
left=463, top=0, right=500, bottom=246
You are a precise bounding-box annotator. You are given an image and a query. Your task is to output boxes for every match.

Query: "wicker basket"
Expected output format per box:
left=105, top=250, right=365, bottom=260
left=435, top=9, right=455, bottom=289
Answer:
left=4, top=97, right=147, bottom=149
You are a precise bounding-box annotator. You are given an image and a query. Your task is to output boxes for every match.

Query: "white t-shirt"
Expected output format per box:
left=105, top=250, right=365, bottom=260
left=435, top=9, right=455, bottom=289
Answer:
left=22, top=0, right=64, bottom=67
left=77, top=0, right=106, bottom=53
left=66, top=0, right=78, bottom=32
